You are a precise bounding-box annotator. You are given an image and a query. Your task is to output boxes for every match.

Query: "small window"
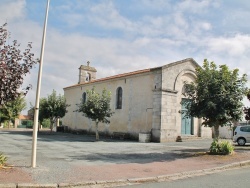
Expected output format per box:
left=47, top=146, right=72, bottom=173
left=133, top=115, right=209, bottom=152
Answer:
left=116, top=87, right=122, bottom=109
left=85, top=72, right=91, bottom=82
left=82, top=92, right=86, bottom=103
left=240, top=126, right=250, bottom=132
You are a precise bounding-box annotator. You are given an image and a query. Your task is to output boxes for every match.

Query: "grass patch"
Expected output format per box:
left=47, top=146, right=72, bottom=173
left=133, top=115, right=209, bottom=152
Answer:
left=209, top=139, right=234, bottom=155
left=0, top=153, right=7, bottom=168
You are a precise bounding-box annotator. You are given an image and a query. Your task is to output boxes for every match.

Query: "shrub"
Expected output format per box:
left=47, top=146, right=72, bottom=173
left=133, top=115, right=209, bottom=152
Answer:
left=209, top=139, right=234, bottom=155
left=21, top=120, right=28, bottom=126
left=0, top=153, right=7, bottom=166
left=24, top=120, right=34, bottom=129
left=210, top=139, right=220, bottom=154
left=220, top=140, right=234, bottom=154
left=41, top=118, right=50, bottom=128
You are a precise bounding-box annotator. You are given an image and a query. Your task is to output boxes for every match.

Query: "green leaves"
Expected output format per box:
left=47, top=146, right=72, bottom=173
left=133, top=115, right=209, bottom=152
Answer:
left=209, top=139, right=234, bottom=155
left=0, top=94, right=26, bottom=124
left=0, top=153, right=7, bottom=166
left=76, top=87, right=113, bottom=124
left=184, top=59, right=248, bottom=134
left=39, top=90, right=69, bottom=125
left=244, top=90, right=250, bottom=121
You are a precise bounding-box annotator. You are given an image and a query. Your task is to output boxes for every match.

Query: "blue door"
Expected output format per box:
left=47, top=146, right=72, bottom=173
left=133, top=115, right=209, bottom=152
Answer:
left=181, top=99, right=193, bottom=135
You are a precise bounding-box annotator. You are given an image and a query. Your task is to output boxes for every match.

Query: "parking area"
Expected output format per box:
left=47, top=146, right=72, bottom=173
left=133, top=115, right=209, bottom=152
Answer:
left=1, top=129, right=250, bottom=184
left=0, top=129, right=212, bottom=166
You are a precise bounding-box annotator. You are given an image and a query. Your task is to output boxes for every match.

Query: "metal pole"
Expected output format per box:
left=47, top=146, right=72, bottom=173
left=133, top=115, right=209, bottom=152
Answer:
left=31, top=0, right=50, bottom=168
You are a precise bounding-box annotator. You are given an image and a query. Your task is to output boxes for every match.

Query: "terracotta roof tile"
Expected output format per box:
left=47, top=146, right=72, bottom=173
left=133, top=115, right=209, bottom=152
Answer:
left=64, top=58, right=197, bottom=90
left=18, top=115, right=32, bottom=120
left=64, top=68, right=151, bottom=89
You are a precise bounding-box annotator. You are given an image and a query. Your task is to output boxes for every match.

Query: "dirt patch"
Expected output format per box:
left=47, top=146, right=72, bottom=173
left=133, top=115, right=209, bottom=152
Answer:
left=194, top=151, right=249, bottom=161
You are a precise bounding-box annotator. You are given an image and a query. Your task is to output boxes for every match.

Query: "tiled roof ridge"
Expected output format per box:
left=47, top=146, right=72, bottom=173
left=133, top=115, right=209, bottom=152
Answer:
left=64, top=58, right=197, bottom=89
left=64, top=68, right=152, bottom=89
left=18, top=115, right=32, bottom=120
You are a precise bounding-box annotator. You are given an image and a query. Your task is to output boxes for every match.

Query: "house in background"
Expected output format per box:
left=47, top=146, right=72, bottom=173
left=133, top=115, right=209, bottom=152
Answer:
left=14, top=114, right=32, bottom=128
left=62, top=58, right=212, bottom=142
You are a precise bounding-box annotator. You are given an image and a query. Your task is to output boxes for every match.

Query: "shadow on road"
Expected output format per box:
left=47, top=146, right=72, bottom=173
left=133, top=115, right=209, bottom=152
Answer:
left=0, top=129, right=136, bottom=143
left=66, top=148, right=207, bottom=164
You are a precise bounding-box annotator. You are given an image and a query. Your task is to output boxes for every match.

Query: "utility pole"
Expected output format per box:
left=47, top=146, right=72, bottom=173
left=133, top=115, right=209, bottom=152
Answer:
left=31, top=0, right=50, bottom=168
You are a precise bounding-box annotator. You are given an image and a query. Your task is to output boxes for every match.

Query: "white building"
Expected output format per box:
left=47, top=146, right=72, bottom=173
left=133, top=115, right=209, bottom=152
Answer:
left=62, top=58, right=212, bottom=142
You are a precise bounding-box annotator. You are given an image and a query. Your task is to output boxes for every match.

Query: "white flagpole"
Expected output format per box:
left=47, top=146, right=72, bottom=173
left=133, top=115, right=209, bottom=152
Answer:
left=31, top=0, right=50, bottom=168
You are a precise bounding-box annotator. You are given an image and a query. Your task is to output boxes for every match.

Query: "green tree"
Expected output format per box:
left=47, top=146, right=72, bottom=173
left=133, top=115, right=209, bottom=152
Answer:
left=41, top=118, right=51, bottom=128
left=243, top=91, right=250, bottom=122
left=39, top=90, right=69, bottom=131
left=0, top=23, right=38, bottom=105
left=76, top=87, right=114, bottom=141
left=0, top=95, right=26, bottom=128
left=184, top=59, right=248, bottom=138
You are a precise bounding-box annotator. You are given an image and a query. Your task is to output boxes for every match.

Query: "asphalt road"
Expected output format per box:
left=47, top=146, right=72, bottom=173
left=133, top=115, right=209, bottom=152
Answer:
left=120, top=166, right=250, bottom=188
left=0, top=129, right=213, bottom=167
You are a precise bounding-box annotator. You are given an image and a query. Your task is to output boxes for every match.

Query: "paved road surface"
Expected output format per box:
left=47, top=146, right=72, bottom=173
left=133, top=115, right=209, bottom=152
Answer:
left=120, top=166, right=250, bottom=188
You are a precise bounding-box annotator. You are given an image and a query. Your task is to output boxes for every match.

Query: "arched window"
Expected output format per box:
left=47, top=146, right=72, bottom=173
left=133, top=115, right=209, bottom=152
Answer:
left=82, top=92, right=87, bottom=103
left=116, top=87, right=122, bottom=109
left=85, top=72, right=91, bottom=82
left=182, top=85, right=186, bottom=95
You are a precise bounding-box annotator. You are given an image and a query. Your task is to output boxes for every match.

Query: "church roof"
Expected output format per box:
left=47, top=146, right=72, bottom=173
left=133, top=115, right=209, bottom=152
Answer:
left=162, top=58, right=199, bottom=69
left=79, top=65, right=97, bottom=72
left=64, top=68, right=151, bottom=89
left=64, top=58, right=198, bottom=90
left=18, top=115, right=32, bottom=120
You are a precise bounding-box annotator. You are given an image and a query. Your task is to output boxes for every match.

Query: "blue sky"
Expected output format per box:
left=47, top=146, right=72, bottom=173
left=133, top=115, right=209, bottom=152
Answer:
left=0, top=0, right=250, bottom=112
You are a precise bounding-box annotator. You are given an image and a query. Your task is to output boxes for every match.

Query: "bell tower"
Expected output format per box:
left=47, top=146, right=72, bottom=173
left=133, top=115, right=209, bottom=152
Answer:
left=78, top=61, right=97, bottom=84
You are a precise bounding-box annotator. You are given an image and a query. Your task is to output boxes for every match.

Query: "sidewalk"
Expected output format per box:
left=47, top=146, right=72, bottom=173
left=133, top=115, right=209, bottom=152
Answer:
left=1, top=129, right=250, bottom=188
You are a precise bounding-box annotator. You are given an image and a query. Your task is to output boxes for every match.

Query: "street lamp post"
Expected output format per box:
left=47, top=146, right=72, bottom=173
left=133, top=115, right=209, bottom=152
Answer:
left=31, top=0, right=50, bottom=168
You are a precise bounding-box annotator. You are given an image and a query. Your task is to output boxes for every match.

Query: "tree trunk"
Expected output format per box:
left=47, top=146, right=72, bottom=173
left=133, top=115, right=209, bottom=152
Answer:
left=8, top=120, right=11, bottom=128
left=38, top=122, right=40, bottom=132
left=95, top=121, right=99, bottom=141
left=56, top=118, right=60, bottom=127
left=50, top=119, right=53, bottom=132
left=214, top=125, right=220, bottom=139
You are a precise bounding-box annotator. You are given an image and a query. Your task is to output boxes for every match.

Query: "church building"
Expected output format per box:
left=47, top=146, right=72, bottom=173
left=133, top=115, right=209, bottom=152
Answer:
left=62, top=58, right=212, bottom=142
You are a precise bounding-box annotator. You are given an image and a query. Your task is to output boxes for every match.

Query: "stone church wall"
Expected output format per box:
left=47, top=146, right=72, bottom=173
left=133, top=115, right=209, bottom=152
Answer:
left=152, top=59, right=212, bottom=142
left=63, top=72, right=154, bottom=139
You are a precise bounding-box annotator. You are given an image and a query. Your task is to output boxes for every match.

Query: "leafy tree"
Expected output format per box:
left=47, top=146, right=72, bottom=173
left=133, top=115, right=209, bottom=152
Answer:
left=184, top=59, right=248, bottom=138
left=0, top=23, right=38, bottom=105
left=41, top=118, right=51, bottom=128
left=243, top=91, right=250, bottom=122
left=39, top=90, right=69, bottom=131
left=76, top=87, right=114, bottom=141
left=0, top=94, right=26, bottom=128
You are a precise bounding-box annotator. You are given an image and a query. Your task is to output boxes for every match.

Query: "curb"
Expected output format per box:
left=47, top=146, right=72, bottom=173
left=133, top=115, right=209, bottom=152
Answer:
left=1, top=160, right=250, bottom=188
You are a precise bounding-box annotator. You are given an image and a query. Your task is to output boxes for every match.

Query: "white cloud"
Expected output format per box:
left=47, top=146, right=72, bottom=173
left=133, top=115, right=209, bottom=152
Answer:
left=89, top=1, right=135, bottom=31
left=204, top=34, right=250, bottom=56
left=200, top=22, right=212, bottom=31
left=176, top=0, right=213, bottom=14
left=141, top=0, right=171, bottom=10
left=0, top=0, right=26, bottom=23
left=62, top=13, right=85, bottom=28
left=174, top=13, right=189, bottom=29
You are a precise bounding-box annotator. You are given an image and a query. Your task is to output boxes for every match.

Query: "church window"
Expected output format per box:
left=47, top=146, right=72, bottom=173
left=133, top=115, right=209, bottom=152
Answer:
left=86, top=72, right=91, bottom=82
left=82, top=92, right=87, bottom=103
left=116, top=87, right=123, bottom=109
left=182, top=85, right=187, bottom=96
